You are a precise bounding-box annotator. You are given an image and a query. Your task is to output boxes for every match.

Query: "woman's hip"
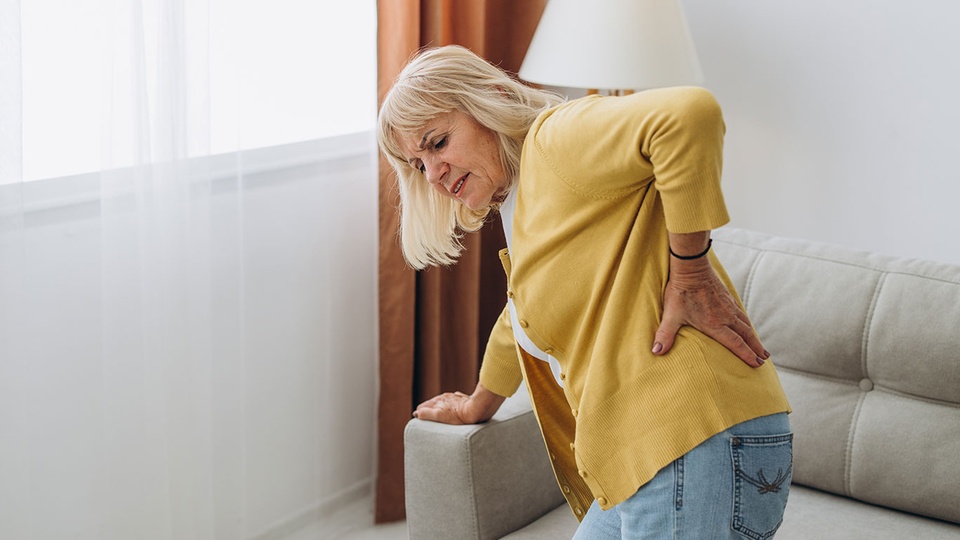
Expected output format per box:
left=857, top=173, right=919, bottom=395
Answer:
left=574, top=413, right=793, bottom=540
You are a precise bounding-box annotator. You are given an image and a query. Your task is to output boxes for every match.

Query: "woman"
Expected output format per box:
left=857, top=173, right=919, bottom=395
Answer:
left=378, top=45, right=792, bottom=539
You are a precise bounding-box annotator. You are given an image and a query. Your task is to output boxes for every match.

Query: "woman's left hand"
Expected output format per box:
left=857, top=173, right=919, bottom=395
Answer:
left=652, top=234, right=769, bottom=368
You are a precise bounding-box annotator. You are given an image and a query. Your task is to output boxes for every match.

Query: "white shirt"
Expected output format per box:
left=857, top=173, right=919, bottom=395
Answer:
left=499, top=187, right=564, bottom=387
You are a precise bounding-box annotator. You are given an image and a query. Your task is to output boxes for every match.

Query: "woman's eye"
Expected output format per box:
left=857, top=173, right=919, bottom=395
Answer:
left=418, top=163, right=425, bottom=174
left=434, top=137, right=447, bottom=150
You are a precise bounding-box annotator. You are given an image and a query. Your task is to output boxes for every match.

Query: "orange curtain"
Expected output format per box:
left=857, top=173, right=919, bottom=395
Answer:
left=375, top=0, right=547, bottom=523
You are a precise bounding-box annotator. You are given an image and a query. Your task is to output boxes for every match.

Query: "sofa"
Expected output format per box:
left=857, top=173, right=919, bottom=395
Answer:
left=403, top=228, right=960, bottom=539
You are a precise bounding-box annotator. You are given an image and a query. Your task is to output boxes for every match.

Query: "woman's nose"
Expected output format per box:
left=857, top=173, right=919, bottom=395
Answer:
left=423, top=157, right=446, bottom=185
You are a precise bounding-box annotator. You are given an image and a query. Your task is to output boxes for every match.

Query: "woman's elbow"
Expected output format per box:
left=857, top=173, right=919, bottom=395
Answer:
left=675, top=87, right=725, bottom=134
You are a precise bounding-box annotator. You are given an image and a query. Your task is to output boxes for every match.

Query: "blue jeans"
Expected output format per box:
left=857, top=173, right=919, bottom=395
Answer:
left=573, top=413, right=792, bottom=540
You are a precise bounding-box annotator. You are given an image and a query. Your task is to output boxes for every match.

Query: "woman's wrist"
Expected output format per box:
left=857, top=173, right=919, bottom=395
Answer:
left=667, top=231, right=713, bottom=276
left=462, top=383, right=506, bottom=423
left=668, top=231, right=711, bottom=258
left=670, top=238, right=711, bottom=260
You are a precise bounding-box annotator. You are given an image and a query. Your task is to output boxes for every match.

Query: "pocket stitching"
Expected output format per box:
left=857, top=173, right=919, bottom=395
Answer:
left=730, top=434, right=793, bottom=540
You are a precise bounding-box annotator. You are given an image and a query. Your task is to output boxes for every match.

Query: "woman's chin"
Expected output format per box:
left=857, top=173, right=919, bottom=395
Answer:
left=458, top=188, right=500, bottom=211
left=459, top=195, right=484, bottom=212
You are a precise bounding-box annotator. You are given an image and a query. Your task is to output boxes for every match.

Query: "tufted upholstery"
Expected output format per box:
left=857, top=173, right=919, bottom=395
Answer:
left=404, top=228, right=960, bottom=538
left=713, top=228, right=960, bottom=525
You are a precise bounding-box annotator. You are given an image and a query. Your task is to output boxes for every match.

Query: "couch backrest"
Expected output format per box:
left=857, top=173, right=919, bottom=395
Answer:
left=713, top=228, right=960, bottom=525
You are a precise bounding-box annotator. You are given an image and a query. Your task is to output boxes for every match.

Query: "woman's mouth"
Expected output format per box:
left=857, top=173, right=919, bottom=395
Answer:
left=453, top=174, right=468, bottom=195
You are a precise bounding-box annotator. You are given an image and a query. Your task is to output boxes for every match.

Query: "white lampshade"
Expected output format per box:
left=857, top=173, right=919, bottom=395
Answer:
left=519, top=0, right=705, bottom=91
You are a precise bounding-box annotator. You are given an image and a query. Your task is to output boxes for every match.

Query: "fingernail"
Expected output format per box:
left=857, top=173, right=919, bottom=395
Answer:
left=756, top=357, right=765, bottom=366
left=652, top=342, right=663, bottom=354
left=763, top=350, right=771, bottom=359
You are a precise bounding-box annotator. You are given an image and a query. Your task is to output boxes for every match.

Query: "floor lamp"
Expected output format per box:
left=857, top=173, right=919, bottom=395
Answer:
left=519, top=0, right=705, bottom=95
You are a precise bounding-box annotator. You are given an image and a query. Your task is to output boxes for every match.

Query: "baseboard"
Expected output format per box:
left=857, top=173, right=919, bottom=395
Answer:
left=248, top=478, right=374, bottom=540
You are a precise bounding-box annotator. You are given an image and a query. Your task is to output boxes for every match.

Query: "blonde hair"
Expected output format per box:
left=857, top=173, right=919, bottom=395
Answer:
left=378, top=45, right=564, bottom=269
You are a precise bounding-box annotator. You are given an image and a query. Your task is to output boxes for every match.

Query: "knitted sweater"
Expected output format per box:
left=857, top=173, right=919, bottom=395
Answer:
left=478, top=87, right=791, bottom=518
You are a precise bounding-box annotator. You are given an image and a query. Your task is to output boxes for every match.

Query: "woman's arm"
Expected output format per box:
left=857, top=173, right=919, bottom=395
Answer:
left=412, top=382, right=507, bottom=424
left=413, top=303, right=517, bottom=425
left=652, top=231, right=770, bottom=368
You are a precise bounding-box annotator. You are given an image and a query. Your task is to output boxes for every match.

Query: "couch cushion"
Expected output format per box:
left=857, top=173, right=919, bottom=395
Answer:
left=500, top=504, right=578, bottom=539
left=713, top=228, right=960, bottom=525
left=778, top=486, right=960, bottom=540
left=503, top=485, right=960, bottom=539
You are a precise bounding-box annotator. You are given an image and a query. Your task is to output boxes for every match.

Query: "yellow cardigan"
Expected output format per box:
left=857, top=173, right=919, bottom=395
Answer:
left=479, top=87, right=791, bottom=518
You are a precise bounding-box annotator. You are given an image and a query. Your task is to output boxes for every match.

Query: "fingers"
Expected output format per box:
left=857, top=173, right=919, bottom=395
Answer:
left=712, top=325, right=765, bottom=368
left=413, top=405, right=459, bottom=424
left=653, top=314, right=683, bottom=355
left=655, top=295, right=769, bottom=368
left=414, top=394, right=447, bottom=412
left=711, top=326, right=757, bottom=367
left=733, top=309, right=770, bottom=363
left=412, top=392, right=468, bottom=424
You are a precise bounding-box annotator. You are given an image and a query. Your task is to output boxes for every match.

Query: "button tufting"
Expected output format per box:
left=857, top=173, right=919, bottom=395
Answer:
left=859, top=378, right=874, bottom=392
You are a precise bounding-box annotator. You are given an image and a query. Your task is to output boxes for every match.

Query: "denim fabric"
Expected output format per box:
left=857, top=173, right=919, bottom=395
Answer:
left=573, top=413, right=792, bottom=540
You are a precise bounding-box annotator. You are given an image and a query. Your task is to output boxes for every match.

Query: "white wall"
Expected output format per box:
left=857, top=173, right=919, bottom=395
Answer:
left=682, top=0, right=960, bottom=265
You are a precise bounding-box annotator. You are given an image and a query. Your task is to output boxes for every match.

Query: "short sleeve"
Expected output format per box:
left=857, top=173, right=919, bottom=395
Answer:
left=531, top=86, right=730, bottom=233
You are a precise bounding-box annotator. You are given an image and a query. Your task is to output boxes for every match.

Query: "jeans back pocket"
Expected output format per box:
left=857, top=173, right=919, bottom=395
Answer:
left=730, top=433, right=793, bottom=540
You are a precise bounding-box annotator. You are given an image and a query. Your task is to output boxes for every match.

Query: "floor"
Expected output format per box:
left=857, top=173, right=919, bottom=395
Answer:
left=338, top=520, right=408, bottom=540
left=282, top=517, right=407, bottom=540
left=278, top=495, right=409, bottom=540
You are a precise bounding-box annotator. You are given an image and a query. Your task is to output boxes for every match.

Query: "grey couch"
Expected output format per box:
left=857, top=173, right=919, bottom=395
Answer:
left=404, top=228, right=960, bottom=539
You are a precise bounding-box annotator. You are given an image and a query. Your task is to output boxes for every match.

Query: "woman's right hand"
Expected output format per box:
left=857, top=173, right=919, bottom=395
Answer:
left=653, top=231, right=769, bottom=368
left=413, top=383, right=506, bottom=425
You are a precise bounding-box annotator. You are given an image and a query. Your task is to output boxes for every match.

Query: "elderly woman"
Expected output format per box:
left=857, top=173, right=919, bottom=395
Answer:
left=378, top=45, right=792, bottom=539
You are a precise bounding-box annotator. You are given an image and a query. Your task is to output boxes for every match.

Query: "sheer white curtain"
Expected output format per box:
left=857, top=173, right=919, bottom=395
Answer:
left=0, top=0, right=378, bottom=538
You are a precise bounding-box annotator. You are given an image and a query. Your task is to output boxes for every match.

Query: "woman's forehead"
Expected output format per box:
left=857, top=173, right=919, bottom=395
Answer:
left=399, top=112, right=458, bottom=151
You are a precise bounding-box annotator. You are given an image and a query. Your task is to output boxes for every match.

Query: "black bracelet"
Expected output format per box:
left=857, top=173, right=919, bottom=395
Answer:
left=669, top=238, right=712, bottom=260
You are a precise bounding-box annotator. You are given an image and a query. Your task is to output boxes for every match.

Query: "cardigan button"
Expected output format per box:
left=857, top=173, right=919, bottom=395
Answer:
left=544, top=348, right=553, bottom=354
left=562, top=485, right=571, bottom=493
left=574, top=507, right=583, bottom=517
left=578, top=469, right=588, bottom=478
left=569, top=442, right=575, bottom=451
left=507, top=290, right=514, bottom=298
left=598, top=497, right=608, bottom=506
left=571, top=408, right=578, bottom=417
left=560, top=372, right=566, bottom=380
left=519, top=319, right=529, bottom=328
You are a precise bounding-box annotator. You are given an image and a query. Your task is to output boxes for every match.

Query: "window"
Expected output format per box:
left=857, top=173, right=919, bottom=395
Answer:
left=20, top=0, right=376, bottom=182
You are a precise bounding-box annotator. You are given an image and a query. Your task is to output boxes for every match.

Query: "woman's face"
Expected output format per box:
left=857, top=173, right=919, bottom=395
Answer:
left=399, top=110, right=509, bottom=211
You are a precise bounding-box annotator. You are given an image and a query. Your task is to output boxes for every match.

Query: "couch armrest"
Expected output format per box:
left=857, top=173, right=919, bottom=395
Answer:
left=404, top=388, right=567, bottom=540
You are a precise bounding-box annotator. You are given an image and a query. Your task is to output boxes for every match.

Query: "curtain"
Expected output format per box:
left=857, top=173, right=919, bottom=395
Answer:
left=0, top=0, right=378, bottom=538
left=0, top=2, right=236, bottom=537
left=375, top=0, right=548, bottom=523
